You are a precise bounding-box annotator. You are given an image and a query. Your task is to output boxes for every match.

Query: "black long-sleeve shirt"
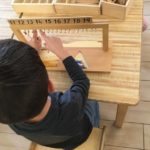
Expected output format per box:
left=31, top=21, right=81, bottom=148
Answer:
left=9, top=56, right=92, bottom=149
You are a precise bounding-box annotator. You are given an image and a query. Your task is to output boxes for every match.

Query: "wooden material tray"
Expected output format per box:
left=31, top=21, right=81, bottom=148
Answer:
left=55, top=0, right=101, bottom=16
left=102, top=0, right=133, bottom=19
left=12, top=0, right=55, bottom=14
left=11, top=0, right=133, bottom=19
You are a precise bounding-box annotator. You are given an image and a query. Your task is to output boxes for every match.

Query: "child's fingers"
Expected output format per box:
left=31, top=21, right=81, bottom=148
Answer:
left=39, top=30, right=47, bottom=40
left=37, top=36, right=41, bottom=42
left=32, top=30, right=38, bottom=39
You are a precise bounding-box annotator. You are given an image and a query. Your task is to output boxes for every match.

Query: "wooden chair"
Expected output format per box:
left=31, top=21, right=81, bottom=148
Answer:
left=29, top=126, right=106, bottom=150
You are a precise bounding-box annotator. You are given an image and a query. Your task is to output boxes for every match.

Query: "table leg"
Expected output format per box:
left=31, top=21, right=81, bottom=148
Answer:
left=114, top=104, right=128, bottom=128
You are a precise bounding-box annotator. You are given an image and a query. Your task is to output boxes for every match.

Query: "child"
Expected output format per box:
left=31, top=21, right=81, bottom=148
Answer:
left=0, top=30, right=100, bottom=150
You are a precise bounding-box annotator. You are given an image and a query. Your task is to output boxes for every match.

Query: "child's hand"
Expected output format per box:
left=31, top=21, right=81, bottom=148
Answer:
left=40, top=30, right=69, bottom=60
left=27, top=30, right=42, bottom=52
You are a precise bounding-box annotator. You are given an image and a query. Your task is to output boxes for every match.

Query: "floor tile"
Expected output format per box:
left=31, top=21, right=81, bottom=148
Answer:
left=126, top=101, right=150, bottom=124
left=141, top=44, right=150, bottom=62
left=0, top=133, right=31, bottom=148
left=100, top=102, right=117, bottom=121
left=144, top=1, right=150, bottom=15
left=142, top=30, right=150, bottom=45
left=144, top=125, right=150, bottom=150
left=141, top=62, right=150, bottom=80
left=104, top=146, right=141, bottom=150
left=141, top=81, right=150, bottom=101
left=0, top=146, right=29, bottom=150
left=100, top=101, right=150, bottom=125
left=0, top=124, right=14, bottom=133
left=101, top=121, right=143, bottom=149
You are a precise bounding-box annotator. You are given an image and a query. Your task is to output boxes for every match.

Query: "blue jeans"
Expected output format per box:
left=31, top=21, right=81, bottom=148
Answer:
left=84, top=100, right=100, bottom=127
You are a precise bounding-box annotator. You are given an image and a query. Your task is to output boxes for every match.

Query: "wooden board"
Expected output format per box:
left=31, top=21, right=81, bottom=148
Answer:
left=40, top=47, right=112, bottom=72
left=8, top=18, right=112, bottom=72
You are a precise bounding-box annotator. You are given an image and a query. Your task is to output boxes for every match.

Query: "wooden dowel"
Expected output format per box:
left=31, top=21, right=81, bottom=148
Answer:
left=11, top=13, right=23, bottom=39
left=102, top=24, right=109, bottom=51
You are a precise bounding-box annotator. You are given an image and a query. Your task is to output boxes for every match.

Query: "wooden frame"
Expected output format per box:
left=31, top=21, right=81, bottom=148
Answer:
left=8, top=17, right=112, bottom=72
left=8, top=17, right=108, bottom=51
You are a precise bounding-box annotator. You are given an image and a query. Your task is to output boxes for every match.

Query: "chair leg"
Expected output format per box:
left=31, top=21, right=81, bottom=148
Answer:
left=29, top=142, right=37, bottom=150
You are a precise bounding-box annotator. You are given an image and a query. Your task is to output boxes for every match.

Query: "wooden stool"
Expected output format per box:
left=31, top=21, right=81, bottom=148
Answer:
left=30, top=126, right=106, bottom=150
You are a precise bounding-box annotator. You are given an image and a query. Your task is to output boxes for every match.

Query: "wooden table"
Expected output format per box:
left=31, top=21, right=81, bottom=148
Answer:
left=45, top=0, right=143, bottom=128
left=1, top=0, right=143, bottom=128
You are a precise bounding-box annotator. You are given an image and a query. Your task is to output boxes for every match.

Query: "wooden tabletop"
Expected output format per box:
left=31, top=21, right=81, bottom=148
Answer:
left=0, top=0, right=143, bottom=105
left=47, top=0, right=143, bottom=105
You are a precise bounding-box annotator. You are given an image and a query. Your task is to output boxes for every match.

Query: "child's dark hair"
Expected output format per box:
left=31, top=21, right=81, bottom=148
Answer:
left=0, top=39, right=48, bottom=124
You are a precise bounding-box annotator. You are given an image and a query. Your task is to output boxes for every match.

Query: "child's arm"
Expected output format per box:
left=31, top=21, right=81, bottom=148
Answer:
left=40, top=31, right=90, bottom=108
left=62, top=55, right=90, bottom=106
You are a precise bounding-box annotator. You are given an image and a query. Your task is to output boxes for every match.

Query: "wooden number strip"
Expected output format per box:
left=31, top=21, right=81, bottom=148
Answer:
left=8, top=17, right=92, bottom=26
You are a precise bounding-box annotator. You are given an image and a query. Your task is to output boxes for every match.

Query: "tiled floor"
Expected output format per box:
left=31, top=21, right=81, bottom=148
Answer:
left=0, top=0, right=150, bottom=150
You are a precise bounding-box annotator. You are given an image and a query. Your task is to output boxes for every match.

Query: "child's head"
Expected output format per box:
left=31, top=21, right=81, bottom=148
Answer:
left=0, top=39, right=48, bottom=124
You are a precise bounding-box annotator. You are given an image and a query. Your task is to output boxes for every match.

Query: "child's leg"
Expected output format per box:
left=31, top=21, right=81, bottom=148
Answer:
left=84, top=100, right=100, bottom=127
